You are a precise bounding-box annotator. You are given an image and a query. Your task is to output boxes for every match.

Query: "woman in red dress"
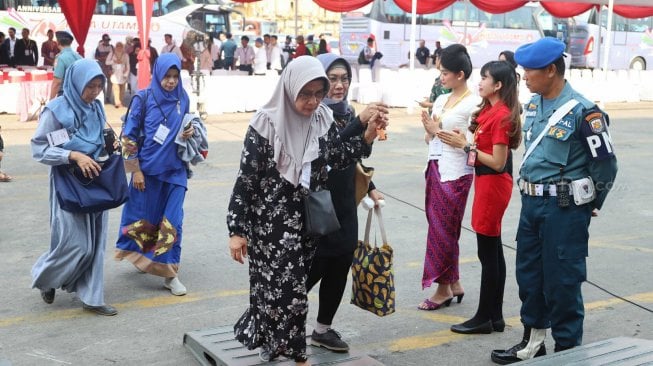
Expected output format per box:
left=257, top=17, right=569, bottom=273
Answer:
left=438, top=60, right=522, bottom=334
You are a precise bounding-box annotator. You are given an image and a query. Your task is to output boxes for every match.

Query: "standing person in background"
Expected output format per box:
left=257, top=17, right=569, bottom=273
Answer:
left=50, top=31, right=81, bottom=100
left=221, top=32, right=237, bottom=70
left=431, top=41, right=443, bottom=66
left=438, top=60, right=522, bottom=335
left=269, top=35, right=283, bottom=74
left=128, top=37, right=140, bottom=94
left=282, top=35, right=295, bottom=64
left=41, top=29, right=59, bottom=67
left=106, top=41, right=130, bottom=108
left=491, top=37, right=618, bottom=365
left=305, top=35, right=318, bottom=56
left=263, top=33, right=271, bottom=69
left=418, top=44, right=479, bottom=311
left=1, top=27, right=17, bottom=67
left=31, top=59, right=118, bottom=316
left=294, top=35, right=309, bottom=58
left=415, top=40, right=430, bottom=67
left=317, top=39, right=329, bottom=55
left=148, top=39, right=159, bottom=71
left=234, top=36, right=255, bottom=75
left=209, top=34, right=221, bottom=69
left=15, top=28, right=38, bottom=66
left=95, top=34, right=114, bottom=104
left=252, top=37, right=267, bottom=75
left=160, top=34, right=184, bottom=62
left=115, top=54, right=192, bottom=297
left=199, top=38, right=214, bottom=71
left=309, top=53, right=388, bottom=353
left=0, top=32, right=6, bottom=65
left=179, top=36, right=194, bottom=73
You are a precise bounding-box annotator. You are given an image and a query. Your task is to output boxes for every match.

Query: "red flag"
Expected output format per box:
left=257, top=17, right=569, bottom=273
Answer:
left=134, top=0, right=154, bottom=90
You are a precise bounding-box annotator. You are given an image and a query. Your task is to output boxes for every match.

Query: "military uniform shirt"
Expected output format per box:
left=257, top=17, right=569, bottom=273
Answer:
left=521, top=82, right=617, bottom=209
left=53, top=47, right=82, bottom=79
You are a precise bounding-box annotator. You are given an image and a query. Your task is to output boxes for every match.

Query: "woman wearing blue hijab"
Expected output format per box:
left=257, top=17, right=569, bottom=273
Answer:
left=115, top=53, right=192, bottom=296
left=31, top=59, right=117, bottom=316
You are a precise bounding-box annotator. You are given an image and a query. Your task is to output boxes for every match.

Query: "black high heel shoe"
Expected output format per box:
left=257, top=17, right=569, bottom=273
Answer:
left=453, top=292, right=464, bottom=304
left=450, top=320, right=493, bottom=334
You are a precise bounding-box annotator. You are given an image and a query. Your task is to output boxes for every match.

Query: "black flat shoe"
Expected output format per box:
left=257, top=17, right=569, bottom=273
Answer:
left=40, top=288, right=55, bottom=304
left=451, top=320, right=493, bottom=334
left=82, top=303, right=118, bottom=316
left=492, top=319, right=506, bottom=332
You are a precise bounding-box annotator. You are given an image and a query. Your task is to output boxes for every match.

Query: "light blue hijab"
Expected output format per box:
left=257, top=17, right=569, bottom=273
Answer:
left=46, top=59, right=107, bottom=159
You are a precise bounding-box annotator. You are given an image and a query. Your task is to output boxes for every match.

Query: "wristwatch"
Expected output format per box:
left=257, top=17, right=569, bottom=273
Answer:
left=463, top=143, right=473, bottom=153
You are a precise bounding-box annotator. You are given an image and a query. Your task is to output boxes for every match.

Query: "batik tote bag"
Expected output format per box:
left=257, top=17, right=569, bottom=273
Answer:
left=351, top=205, right=395, bottom=316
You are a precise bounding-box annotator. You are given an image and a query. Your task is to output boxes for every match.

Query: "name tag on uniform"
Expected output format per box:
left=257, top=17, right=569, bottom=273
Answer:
left=153, top=124, right=170, bottom=144
left=428, top=137, right=443, bottom=159
left=524, top=111, right=536, bottom=117
left=25, top=50, right=31, bottom=56
left=46, top=128, right=70, bottom=147
left=300, top=162, right=311, bottom=189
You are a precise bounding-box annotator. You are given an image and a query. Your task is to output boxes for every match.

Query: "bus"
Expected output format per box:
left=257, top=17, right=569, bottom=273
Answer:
left=569, top=7, right=653, bottom=70
left=0, top=0, right=243, bottom=61
left=339, top=0, right=572, bottom=69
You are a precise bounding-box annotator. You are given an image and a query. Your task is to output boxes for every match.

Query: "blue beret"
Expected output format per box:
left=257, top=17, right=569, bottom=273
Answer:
left=515, top=37, right=565, bottom=69
left=55, top=31, right=73, bottom=42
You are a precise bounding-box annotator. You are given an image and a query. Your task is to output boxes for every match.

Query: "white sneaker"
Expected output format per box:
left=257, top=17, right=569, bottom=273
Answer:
left=164, top=277, right=187, bottom=296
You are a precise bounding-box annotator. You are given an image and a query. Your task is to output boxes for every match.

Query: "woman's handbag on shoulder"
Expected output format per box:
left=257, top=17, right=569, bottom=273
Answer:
left=303, top=189, right=341, bottom=237
left=53, top=153, right=129, bottom=213
left=355, top=162, right=374, bottom=205
left=351, top=205, right=395, bottom=316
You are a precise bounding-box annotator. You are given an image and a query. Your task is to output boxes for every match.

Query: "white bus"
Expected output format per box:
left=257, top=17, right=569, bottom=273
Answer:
left=339, top=0, right=572, bottom=69
left=0, top=0, right=243, bottom=61
left=569, top=7, right=653, bottom=70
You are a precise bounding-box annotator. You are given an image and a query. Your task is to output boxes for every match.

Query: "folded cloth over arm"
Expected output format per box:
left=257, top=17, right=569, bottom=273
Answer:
left=175, top=114, right=209, bottom=165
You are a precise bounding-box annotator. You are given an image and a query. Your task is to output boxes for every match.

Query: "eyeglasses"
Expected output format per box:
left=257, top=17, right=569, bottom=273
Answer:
left=328, top=76, right=350, bottom=85
left=297, top=90, right=326, bottom=102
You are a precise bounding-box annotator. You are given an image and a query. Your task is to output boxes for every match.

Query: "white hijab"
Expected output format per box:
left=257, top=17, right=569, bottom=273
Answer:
left=250, top=56, right=333, bottom=187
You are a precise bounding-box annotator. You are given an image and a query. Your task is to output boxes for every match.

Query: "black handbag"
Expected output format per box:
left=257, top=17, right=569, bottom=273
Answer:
left=303, top=189, right=341, bottom=237
left=53, top=153, right=129, bottom=213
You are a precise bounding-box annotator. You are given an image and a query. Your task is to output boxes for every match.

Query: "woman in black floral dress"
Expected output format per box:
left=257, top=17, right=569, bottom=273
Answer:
left=227, top=56, right=385, bottom=365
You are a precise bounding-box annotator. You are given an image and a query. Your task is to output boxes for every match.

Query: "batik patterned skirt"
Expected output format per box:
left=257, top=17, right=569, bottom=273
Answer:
left=115, top=175, right=185, bottom=278
left=422, top=160, right=473, bottom=289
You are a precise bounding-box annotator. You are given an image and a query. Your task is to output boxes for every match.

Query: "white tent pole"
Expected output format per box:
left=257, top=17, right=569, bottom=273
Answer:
left=409, top=0, right=417, bottom=73
left=294, top=0, right=299, bottom=36
left=408, top=0, right=417, bottom=114
left=602, top=0, right=614, bottom=76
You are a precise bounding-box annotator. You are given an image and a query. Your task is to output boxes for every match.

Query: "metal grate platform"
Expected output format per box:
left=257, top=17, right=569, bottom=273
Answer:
left=519, top=337, right=653, bottom=365
left=183, top=326, right=384, bottom=366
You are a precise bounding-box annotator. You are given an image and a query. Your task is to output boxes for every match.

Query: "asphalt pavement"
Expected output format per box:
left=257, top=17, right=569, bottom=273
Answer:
left=0, top=102, right=651, bottom=366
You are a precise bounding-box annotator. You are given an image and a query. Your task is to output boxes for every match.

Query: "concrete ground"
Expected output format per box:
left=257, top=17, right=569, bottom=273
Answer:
left=0, top=102, right=651, bottom=366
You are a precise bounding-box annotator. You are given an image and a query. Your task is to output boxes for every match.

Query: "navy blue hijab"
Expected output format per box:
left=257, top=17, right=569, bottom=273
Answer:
left=317, top=53, right=353, bottom=120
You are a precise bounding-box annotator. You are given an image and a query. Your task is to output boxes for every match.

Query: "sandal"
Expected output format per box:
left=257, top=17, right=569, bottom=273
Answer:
left=418, top=297, right=453, bottom=311
left=0, top=171, right=12, bottom=182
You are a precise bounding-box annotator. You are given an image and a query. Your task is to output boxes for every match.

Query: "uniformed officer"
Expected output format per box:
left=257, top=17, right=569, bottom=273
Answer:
left=491, top=37, right=618, bottom=364
left=50, top=31, right=82, bottom=100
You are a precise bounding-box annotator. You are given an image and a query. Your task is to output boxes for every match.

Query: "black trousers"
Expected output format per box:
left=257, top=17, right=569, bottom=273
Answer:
left=473, top=233, right=506, bottom=322
left=306, top=252, right=354, bottom=326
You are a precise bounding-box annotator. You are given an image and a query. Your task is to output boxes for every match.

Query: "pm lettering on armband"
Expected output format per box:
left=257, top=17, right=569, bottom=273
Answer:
left=583, top=112, right=614, bottom=159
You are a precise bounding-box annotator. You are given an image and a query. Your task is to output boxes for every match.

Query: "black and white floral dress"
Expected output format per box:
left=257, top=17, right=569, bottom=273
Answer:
left=227, top=124, right=370, bottom=361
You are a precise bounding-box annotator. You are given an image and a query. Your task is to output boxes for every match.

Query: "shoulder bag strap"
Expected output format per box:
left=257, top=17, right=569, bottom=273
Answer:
left=518, top=99, right=579, bottom=173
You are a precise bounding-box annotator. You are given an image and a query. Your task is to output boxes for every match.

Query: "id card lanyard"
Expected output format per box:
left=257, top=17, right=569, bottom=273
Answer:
left=152, top=97, right=181, bottom=145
